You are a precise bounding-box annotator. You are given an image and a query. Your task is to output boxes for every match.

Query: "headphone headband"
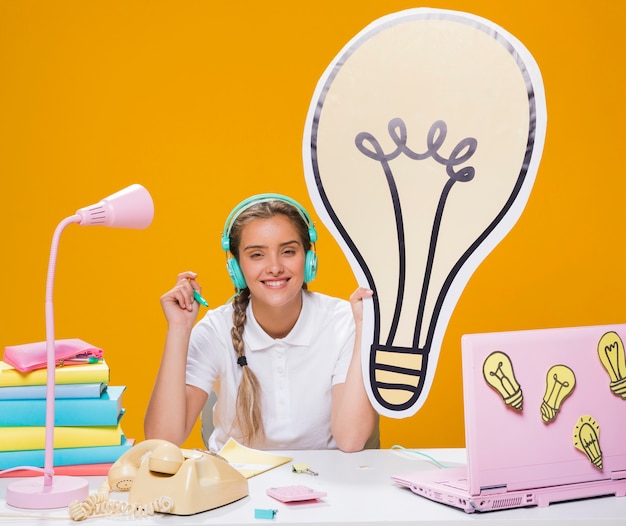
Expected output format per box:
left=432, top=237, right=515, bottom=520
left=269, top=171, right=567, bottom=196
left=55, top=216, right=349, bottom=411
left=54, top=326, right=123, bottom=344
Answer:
left=221, top=193, right=317, bottom=252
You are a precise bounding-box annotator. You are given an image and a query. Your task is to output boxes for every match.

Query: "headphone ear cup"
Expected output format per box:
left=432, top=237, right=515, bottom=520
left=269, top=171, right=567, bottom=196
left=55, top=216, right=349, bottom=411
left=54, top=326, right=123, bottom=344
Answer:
left=227, top=258, right=247, bottom=290
left=221, top=235, right=230, bottom=252
left=304, top=249, right=317, bottom=283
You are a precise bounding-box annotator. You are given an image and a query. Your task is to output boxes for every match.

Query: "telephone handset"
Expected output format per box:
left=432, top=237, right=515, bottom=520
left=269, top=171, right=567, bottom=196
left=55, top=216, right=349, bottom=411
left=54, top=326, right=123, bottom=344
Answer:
left=69, top=439, right=248, bottom=520
left=107, top=439, right=184, bottom=491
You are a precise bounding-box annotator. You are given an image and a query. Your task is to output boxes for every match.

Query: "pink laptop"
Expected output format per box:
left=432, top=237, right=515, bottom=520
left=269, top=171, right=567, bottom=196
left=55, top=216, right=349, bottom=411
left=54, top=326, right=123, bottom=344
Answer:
left=392, top=323, right=626, bottom=512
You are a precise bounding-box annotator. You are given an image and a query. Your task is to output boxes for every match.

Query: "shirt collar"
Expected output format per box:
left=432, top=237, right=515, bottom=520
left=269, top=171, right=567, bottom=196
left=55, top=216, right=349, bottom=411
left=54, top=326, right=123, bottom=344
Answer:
left=245, top=291, right=315, bottom=351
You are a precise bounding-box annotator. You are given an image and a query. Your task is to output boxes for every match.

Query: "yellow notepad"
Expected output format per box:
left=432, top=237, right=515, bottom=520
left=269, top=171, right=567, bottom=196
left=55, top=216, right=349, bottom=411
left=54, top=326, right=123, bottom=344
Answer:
left=218, top=438, right=292, bottom=478
left=0, top=423, right=125, bottom=451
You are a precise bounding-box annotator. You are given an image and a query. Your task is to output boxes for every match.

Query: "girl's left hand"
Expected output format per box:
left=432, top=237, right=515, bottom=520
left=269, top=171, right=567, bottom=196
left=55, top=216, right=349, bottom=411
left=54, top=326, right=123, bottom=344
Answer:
left=349, top=287, right=374, bottom=324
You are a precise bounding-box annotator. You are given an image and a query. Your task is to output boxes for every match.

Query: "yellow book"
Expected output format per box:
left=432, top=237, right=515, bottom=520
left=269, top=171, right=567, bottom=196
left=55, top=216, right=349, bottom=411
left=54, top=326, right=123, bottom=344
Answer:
left=0, top=359, right=110, bottom=387
left=0, top=423, right=124, bottom=452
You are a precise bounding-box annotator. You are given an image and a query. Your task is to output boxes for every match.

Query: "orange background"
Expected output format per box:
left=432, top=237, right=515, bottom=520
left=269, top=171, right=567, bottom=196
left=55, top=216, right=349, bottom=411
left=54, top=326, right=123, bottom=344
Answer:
left=1, top=0, right=624, bottom=451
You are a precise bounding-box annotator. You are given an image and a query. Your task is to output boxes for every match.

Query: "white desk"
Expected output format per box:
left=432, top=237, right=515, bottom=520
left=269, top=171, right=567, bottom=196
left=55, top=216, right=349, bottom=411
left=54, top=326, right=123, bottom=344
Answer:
left=1, top=448, right=625, bottom=525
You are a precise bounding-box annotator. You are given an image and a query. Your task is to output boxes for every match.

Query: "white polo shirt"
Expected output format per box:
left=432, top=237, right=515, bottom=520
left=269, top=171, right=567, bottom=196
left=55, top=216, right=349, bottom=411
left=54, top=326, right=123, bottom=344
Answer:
left=186, top=290, right=355, bottom=451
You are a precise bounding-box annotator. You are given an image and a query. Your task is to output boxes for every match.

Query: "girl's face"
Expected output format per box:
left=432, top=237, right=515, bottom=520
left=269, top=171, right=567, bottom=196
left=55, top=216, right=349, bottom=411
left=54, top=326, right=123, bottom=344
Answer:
left=238, top=214, right=306, bottom=310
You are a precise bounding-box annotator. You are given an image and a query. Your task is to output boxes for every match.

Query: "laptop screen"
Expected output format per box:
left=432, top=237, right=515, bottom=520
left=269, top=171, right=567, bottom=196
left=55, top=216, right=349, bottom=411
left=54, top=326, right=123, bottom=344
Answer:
left=461, top=324, right=626, bottom=496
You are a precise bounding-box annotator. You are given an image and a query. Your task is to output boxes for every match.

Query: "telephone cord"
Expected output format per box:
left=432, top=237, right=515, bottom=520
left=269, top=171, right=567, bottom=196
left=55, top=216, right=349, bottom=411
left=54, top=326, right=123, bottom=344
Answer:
left=68, top=489, right=174, bottom=521
left=390, top=445, right=448, bottom=468
left=0, top=495, right=173, bottom=522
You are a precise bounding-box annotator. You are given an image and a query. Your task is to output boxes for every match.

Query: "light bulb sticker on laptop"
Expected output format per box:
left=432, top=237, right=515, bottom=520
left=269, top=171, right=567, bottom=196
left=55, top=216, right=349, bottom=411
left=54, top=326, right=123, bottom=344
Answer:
left=540, top=364, right=576, bottom=424
left=482, top=351, right=523, bottom=411
left=597, top=331, right=626, bottom=399
left=573, top=415, right=603, bottom=470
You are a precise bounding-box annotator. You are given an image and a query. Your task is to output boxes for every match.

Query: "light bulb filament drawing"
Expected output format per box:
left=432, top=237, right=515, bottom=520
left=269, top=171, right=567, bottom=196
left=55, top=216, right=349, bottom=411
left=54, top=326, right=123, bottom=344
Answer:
left=541, top=364, right=575, bottom=423
left=597, top=331, right=626, bottom=398
left=355, top=118, right=477, bottom=410
left=489, top=364, right=516, bottom=396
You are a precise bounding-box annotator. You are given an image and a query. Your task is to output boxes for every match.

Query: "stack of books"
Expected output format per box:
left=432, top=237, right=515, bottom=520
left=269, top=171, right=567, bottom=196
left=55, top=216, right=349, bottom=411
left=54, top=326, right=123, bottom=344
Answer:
left=0, top=355, right=132, bottom=476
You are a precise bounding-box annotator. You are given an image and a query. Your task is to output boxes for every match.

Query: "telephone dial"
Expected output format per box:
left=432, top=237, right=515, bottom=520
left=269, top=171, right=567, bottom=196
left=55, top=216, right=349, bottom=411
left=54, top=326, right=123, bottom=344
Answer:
left=69, top=439, right=248, bottom=520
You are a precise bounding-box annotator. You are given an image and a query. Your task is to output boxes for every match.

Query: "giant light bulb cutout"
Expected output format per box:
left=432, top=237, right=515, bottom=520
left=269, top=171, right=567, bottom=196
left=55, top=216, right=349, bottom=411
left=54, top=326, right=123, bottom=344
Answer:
left=303, top=9, right=547, bottom=417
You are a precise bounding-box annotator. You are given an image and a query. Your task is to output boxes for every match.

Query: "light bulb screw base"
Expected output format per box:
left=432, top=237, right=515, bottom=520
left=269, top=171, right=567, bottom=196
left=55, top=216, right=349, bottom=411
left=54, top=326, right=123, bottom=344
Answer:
left=503, top=390, right=523, bottom=411
left=610, top=377, right=626, bottom=398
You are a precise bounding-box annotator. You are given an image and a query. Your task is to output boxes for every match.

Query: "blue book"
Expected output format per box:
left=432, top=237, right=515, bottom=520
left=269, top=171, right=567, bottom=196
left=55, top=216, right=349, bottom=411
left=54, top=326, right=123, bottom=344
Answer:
left=0, top=435, right=133, bottom=470
left=0, top=385, right=125, bottom=426
left=0, top=382, right=107, bottom=400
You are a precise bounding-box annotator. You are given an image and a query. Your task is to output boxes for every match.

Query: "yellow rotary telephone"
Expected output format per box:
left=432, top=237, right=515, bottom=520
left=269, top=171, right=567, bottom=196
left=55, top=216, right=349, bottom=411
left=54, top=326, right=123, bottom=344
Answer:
left=69, top=439, right=248, bottom=520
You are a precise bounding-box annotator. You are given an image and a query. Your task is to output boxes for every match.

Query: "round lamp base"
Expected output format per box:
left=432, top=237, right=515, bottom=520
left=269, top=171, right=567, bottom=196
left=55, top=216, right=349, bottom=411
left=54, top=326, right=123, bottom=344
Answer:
left=7, top=475, right=89, bottom=509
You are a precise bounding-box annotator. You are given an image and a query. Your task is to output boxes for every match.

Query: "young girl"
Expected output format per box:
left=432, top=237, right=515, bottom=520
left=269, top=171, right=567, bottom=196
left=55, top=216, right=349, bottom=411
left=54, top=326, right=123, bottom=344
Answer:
left=144, top=194, right=377, bottom=452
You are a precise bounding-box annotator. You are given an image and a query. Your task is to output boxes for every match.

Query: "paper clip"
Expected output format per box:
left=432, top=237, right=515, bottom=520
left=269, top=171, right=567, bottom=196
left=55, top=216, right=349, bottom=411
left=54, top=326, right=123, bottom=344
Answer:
left=291, top=462, right=318, bottom=476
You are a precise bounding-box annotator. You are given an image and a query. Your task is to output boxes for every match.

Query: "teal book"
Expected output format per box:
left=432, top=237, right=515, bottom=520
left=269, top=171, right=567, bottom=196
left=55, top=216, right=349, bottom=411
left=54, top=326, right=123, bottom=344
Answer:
left=0, top=385, right=125, bottom=426
left=0, top=435, right=133, bottom=471
left=0, top=382, right=107, bottom=400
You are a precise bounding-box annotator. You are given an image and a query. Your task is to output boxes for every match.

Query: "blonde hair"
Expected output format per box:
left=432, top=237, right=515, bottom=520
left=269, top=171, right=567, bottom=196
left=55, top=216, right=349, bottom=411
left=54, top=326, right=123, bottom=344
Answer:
left=227, top=199, right=311, bottom=444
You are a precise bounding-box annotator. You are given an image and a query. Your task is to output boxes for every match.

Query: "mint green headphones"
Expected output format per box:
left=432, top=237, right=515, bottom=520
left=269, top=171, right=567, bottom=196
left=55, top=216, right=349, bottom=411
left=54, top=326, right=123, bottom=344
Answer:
left=221, top=194, right=318, bottom=290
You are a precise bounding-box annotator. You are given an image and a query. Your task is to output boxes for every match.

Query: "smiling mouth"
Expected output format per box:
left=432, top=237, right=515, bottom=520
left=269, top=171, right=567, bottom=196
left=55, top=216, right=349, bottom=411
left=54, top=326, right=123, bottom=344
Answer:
left=264, top=279, right=288, bottom=288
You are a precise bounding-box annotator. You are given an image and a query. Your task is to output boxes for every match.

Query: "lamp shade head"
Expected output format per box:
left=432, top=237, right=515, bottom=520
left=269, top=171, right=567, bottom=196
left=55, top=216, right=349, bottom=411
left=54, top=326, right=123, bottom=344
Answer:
left=75, top=183, right=154, bottom=229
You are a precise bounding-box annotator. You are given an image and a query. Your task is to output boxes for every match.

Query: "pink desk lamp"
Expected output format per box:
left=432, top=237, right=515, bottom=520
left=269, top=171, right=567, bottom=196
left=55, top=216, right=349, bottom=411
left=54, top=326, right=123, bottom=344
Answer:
left=6, top=184, right=154, bottom=509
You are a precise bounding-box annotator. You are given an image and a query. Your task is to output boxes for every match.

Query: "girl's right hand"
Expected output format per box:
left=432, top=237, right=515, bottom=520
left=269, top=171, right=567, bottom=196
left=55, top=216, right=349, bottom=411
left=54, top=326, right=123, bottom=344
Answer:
left=160, top=271, right=203, bottom=328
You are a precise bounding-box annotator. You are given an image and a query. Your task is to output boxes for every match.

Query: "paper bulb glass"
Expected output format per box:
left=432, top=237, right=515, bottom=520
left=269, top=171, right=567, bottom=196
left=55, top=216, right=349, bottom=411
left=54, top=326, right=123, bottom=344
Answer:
left=303, top=8, right=547, bottom=417
left=541, top=364, right=576, bottom=423
left=482, top=351, right=523, bottom=410
left=597, top=331, right=626, bottom=398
